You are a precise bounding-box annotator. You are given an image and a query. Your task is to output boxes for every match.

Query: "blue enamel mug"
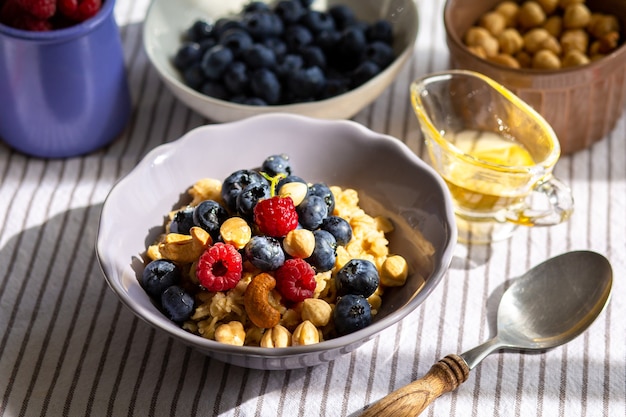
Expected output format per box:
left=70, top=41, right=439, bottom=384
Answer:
left=0, top=0, right=131, bottom=158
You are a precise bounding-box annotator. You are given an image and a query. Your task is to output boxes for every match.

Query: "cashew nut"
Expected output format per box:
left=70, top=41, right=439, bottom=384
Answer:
left=244, top=273, right=281, bottom=329
left=158, top=226, right=212, bottom=264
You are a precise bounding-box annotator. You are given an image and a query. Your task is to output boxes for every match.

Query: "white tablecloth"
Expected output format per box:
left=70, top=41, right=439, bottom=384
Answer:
left=1, top=0, right=625, bottom=416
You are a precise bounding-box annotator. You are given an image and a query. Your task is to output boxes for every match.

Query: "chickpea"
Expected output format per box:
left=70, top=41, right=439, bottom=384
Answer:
left=558, top=0, right=584, bottom=8
left=560, top=29, right=588, bottom=54
left=542, top=15, right=563, bottom=38
left=515, top=50, right=533, bottom=68
left=495, top=1, right=520, bottom=27
left=523, top=28, right=559, bottom=54
left=480, top=11, right=507, bottom=36
left=563, top=3, right=591, bottom=30
left=518, top=1, right=547, bottom=29
left=588, top=14, right=620, bottom=39
left=536, top=0, right=558, bottom=14
left=498, top=28, right=524, bottom=54
left=597, top=31, right=620, bottom=54
left=562, top=49, right=590, bottom=67
left=532, top=49, right=561, bottom=69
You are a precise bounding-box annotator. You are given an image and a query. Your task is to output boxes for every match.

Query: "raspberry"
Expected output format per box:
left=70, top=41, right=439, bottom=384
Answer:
left=58, top=0, right=101, bottom=22
left=15, top=0, right=56, bottom=19
left=253, top=196, right=298, bottom=237
left=274, top=258, right=316, bottom=302
left=196, top=242, right=243, bottom=292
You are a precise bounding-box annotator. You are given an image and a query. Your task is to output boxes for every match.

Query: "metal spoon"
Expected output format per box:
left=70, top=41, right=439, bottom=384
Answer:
left=360, top=250, right=612, bottom=417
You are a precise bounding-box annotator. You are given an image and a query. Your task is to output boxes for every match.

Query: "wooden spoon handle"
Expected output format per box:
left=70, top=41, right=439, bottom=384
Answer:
left=360, top=354, right=470, bottom=417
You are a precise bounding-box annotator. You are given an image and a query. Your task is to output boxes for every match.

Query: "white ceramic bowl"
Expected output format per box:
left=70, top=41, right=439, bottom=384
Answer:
left=142, top=0, right=419, bottom=122
left=96, top=113, right=456, bottom=370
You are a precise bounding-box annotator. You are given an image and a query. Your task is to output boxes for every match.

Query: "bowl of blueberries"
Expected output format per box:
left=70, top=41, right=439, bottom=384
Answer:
left=142, top=0, right=419, bottom=122
left=96, top=113, right=456, bottom=369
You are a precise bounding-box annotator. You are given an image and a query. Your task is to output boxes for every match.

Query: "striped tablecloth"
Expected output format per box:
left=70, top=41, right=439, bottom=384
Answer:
left=1, top=0, right=625, bottom=416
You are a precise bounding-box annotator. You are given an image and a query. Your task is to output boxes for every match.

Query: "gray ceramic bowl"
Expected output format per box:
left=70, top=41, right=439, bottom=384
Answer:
left=96, top=114, right=456, bottom=370
left=143, top=0, right=419, bottom=122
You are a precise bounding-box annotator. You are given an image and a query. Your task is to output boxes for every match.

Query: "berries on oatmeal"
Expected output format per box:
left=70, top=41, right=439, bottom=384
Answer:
left=142, top=259, right=181, bottom=299
left=275, top=258, right=316, bottom=302
left=253, top=195, right=298, bottom=238
left=196, top=242, right=243, bottom=291
left=244, top=235, right=285, bottom=271
left=334, top=294, right=372, bottom=336
left=140, top=153, right=415, bottom=346
left=161, top=285, right=195, bottom=323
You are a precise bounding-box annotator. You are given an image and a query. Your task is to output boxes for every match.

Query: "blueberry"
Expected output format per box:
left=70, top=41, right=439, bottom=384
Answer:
left=306, top=229, right=336, bottom=272
left=263, top=37, right=288, bottom=60
left=366, top=19, right=394, bottom=44
left=334, top=294, right=372, bottom=336
left=328, top=5, right=356, bottom=30
left=193, top=200, right=229, bottom=239
left=336, top=26, right=367, bottom=70
left=237, top=181, right=270, bottom=218
left=262, top=153, right=291, bottom=177
left=275, top=53, right=304, bottom=79
left=173, top=42, right=202, bottom=70
left=274, top=0, right=305, bottom=24
left=223, top=61, right=250, bottom=95
left=298, top=0, right=315, bottom=9
left=243, top=1, right=271, bottom=13
left=300, top=45, right=326, bottom=69
left=364, top=41, right=395, bottom=68
left=242, top=11, right=283, bottom=40
left=245, top=235, right=285, bottom=271
left=219, top=28, right=254, bottom=57
left=182, top=63, right=206, bottom=90
left=185, top=19, right=213, bottom=42
left=213, top=18, right=244, bottom=38
left=308, top=182, right=335, bottom=213
left=319, top=77, right=350, bottom=99
left=286, top=66, right=325, bottom=100
left=161, top=285, right=195, bottom=323
left=200, top=44, right=234, bottom=80
left=199, top=81, right=230, bottom=100
left=315, top=29, right=340, bottom=54
left=242, top=97, right=268, bottom=106
left=142, top=259, right=181, bottom=299
left=297, top=195, right=329, bottom=229
left=250, top=68, right=281, bottom=105
left=283, top=24, right=313, bottom=51
left=335, top=259, right=379, bottom=297
left=170, top=206, right=195, bottom=235
left=300, top=10, right=335, bottom=34
left=320, top=216, right=352, bottom=245
left=221, top=169, right=267, bottom=212
left=351, top=60, right=381, bottom=88
left=244, top=43, right=277, bottom=69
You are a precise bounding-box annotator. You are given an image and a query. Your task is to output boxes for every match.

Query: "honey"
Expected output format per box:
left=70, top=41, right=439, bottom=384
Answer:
left=436, top=130, right=535, bottom=214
